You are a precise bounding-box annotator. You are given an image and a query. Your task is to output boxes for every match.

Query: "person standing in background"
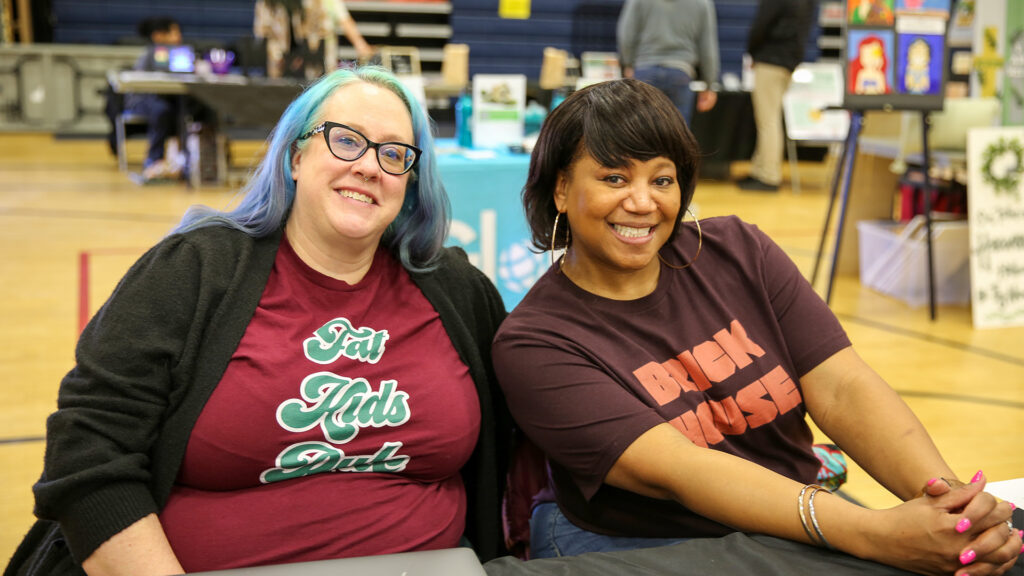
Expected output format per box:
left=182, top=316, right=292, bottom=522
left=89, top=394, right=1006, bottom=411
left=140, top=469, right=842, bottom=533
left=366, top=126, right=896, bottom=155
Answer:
left=255, top=0, right=373, bottom=79
left=322, top=0, right=374, bottom=67
left=616, top=0, right=720, bottom=124
left=295, top=0, right=374, bottom=71
left=738, top=0, right=817, bottom=192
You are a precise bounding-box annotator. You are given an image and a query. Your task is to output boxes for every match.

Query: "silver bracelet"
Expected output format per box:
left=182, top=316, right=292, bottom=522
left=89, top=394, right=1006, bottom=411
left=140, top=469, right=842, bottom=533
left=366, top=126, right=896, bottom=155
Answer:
left=797, top=484, right=817, bottom=544
left=808, top=486, right=836, bottom=550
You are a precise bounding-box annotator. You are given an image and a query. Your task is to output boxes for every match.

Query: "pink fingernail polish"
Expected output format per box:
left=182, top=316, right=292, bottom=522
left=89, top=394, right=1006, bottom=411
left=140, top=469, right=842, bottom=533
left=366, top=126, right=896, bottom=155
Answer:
left=955, top=518, right=971, bottom=533
left=971, top=470, right=983, bottom=483
left=959, top=549, right=976, bottom=565
left=927, top=477, right=938, bottom=486
left=1010, top=502, right=1016, bottom=510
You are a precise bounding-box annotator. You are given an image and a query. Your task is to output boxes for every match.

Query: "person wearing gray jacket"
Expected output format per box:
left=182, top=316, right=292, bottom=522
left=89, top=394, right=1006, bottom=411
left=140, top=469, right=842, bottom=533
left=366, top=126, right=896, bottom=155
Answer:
left=617, top=0, right=720, bottom=124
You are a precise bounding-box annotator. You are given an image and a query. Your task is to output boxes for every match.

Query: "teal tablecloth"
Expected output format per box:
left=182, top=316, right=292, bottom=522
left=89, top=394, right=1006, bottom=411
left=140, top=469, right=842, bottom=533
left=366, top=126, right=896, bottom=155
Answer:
left=436, top=140, right=538, bottom=310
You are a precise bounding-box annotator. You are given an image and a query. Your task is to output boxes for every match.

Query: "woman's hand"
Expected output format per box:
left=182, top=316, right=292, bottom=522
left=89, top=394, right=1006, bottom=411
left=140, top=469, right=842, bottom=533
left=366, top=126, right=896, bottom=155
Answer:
left=917, top=472, right=1022, bottom=576
left=867, top=474, right=1020, bottom=575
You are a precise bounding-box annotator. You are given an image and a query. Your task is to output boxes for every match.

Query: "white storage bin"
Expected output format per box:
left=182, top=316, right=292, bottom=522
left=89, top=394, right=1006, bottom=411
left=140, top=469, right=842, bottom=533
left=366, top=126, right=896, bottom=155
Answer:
left=857, top=216, right=971, bottom=308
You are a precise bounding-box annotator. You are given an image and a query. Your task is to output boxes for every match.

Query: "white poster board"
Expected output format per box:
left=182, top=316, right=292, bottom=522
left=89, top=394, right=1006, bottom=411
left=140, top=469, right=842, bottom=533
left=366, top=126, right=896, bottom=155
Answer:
left=783, top=62, right=850, bottom=142
left=966, top=126, right=1024, bottom=328
left=472, top=74, right=527, bottom=149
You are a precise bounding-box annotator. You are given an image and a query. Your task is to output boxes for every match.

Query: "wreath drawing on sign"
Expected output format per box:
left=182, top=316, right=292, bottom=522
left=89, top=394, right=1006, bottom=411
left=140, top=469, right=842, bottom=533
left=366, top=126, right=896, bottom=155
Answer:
left=981, top=137, right=1024, bottom=198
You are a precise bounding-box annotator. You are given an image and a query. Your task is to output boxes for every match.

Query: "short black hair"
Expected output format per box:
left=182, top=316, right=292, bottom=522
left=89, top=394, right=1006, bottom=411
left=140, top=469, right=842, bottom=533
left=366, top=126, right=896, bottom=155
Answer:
left=137, top=16, right=180, bottom=40
left=522, top=78, right=701, bottom=253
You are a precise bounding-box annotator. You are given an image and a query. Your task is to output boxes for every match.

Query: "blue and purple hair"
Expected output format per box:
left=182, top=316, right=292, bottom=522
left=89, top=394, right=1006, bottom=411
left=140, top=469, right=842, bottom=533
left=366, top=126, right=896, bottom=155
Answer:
left=173, top=66, right=449, bottom=271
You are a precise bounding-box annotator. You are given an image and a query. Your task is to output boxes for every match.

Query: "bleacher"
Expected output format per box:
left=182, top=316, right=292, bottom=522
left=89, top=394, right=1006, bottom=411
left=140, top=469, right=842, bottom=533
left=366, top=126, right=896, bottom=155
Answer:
left=49, top=0, right=819, bottom=80
left=449, top=0, right=820, bottom=82
left=51, top=0, right=255, bottom=47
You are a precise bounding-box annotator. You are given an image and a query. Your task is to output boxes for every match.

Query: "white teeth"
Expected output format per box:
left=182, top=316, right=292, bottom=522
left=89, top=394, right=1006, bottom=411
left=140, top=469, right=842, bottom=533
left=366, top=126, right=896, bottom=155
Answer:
left=614, top=224, right=652, bottom=238
left=339, top=190, right=374, bottom=204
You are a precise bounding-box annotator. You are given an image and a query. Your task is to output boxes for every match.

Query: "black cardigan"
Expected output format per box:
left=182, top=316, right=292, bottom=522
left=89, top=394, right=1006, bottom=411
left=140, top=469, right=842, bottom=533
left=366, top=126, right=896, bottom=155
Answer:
left=17, top=225, right=511, bottom=573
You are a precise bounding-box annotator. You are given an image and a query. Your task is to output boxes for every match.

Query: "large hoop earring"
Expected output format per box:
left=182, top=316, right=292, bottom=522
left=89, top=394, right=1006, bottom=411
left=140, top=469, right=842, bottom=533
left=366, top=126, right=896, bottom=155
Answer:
left=659, top=208, right=702, bottom=270
left=550, top=211, right=569, bottom=269
left=550, top=212, right=560, bottom=262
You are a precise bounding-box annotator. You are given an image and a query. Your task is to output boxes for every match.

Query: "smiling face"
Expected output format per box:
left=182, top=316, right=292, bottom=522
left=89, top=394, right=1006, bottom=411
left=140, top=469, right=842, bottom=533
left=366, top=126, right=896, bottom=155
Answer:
left=554, top=150, right=681, bottom=298
left=287, top=81, right=414, bottom=267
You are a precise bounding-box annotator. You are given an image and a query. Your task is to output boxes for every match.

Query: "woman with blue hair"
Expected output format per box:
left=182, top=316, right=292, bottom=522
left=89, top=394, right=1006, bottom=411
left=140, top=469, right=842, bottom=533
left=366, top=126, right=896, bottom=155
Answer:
left=10, top=66, right=511, bottom=575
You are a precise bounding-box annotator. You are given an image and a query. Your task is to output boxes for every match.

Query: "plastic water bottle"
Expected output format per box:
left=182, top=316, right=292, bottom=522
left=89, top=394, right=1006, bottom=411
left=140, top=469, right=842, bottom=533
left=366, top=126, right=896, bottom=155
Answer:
left=550, top=89, right=566, bottom=111
left=455, top=92, right=473, bottom=148
left=524, top=100, right=546, bottom=136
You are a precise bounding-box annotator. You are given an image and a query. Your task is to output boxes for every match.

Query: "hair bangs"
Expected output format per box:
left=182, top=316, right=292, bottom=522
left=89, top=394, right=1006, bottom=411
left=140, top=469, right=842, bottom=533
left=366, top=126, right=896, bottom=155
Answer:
left=577, top=82, right=694, bottom=178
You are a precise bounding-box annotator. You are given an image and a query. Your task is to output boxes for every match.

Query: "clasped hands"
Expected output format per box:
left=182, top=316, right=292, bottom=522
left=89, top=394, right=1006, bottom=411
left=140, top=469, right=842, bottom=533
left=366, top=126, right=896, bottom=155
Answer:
left=883, top=471, right=1021, bottom=576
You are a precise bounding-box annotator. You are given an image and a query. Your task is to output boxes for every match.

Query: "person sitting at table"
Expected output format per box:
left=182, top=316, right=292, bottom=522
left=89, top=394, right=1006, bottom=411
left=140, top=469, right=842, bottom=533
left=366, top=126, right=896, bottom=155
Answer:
left=126, top=16, right=187, bottom=182
left=7, top=65, right=511, bottom=575
left=491, top=79, right=1021, bottom=574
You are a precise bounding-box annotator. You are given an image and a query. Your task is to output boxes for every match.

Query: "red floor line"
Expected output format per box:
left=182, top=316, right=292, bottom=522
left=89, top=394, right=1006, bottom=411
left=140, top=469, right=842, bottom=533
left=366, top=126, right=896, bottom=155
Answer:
left=77, top=247, right=148, bottom=334
left=78, top=251, right=90, bottom=334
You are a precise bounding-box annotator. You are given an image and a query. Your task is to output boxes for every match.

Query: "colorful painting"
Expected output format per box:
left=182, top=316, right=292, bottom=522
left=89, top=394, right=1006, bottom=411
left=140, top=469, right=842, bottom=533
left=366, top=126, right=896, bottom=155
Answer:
left=894, top=0, right=951, bottom=15
left=848, top=0, right=895, bottom=26
left=896, top=34, right=944, bottom=95
left=847, top=30, right=895, bottom=95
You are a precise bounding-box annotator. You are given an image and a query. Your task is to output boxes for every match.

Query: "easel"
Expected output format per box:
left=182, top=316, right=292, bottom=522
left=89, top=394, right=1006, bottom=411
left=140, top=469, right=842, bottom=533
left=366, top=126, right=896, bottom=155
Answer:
left=810, top=109, right=941, bottom=320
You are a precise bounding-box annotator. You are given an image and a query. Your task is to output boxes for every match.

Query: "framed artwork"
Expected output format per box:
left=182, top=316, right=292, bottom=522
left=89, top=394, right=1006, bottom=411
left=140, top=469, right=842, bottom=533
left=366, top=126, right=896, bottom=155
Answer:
left=895, top=0, right=951, bottom=14
left=896, top=33, right=944, bottom=94
left=847, top=30, right=895, bottom=95
left=379, top=46, right=421, bottom=76
left=842, top=0, right=950, bottom=111
left=848, top=0, right=895, bottom=26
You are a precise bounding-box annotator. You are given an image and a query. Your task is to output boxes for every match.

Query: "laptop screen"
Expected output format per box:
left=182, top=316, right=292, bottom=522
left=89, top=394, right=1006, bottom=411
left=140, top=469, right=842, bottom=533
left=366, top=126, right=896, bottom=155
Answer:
left=152, top=44, right=196, bottom=73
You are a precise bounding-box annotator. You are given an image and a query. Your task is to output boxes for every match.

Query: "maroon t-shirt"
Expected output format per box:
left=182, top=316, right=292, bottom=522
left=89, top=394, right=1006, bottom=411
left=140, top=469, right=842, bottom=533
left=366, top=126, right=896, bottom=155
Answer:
left=493, top=216, right=850, bottom=538
left=160, top=237, right=480, bottom=571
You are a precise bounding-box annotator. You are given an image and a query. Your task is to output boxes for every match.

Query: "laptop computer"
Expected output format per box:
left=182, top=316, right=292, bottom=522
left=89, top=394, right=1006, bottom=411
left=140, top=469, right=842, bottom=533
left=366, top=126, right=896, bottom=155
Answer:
left=152, top=44, right=197, bottom=73
left=187, top=547, right=488, bottom=576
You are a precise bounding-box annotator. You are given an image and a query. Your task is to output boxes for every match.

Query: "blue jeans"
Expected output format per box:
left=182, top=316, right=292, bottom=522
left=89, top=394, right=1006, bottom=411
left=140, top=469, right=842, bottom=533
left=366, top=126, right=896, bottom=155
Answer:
left=127, top=94, right=175, bottom=167
left=529, top=502, right=688, bottom=558
left=634, top=65, right=695, bottom=124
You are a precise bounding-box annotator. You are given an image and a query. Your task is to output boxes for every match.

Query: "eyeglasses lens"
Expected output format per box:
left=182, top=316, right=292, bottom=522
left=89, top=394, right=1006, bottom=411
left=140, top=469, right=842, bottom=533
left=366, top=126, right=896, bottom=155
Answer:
left=327, top=125, right=415, bottom=175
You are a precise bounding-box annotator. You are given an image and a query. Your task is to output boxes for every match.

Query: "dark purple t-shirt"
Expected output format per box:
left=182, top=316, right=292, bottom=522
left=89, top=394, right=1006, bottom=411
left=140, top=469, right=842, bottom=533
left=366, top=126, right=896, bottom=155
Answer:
left=492, top=216, right=851, bottom=538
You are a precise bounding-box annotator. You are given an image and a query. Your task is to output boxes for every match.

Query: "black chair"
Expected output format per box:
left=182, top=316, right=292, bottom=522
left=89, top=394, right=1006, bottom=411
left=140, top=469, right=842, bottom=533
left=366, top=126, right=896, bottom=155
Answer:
left=103, top=78, right=149, bottom=171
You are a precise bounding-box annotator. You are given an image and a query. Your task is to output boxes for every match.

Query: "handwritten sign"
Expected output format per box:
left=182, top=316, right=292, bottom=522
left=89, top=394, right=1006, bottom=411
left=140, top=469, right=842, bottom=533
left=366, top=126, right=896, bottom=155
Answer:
left=967, top=127, right=1024, bottom=328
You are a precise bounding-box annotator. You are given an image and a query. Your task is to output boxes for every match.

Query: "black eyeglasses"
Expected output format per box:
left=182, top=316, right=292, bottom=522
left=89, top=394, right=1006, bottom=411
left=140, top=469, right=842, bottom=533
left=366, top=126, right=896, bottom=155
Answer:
left=296, top=121, right=421, bottom=176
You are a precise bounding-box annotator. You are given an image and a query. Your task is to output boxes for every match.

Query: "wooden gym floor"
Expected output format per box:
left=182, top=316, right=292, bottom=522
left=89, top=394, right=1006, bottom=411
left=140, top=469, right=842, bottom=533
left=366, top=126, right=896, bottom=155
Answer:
left=1, top=133, right=1022, bottom=566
